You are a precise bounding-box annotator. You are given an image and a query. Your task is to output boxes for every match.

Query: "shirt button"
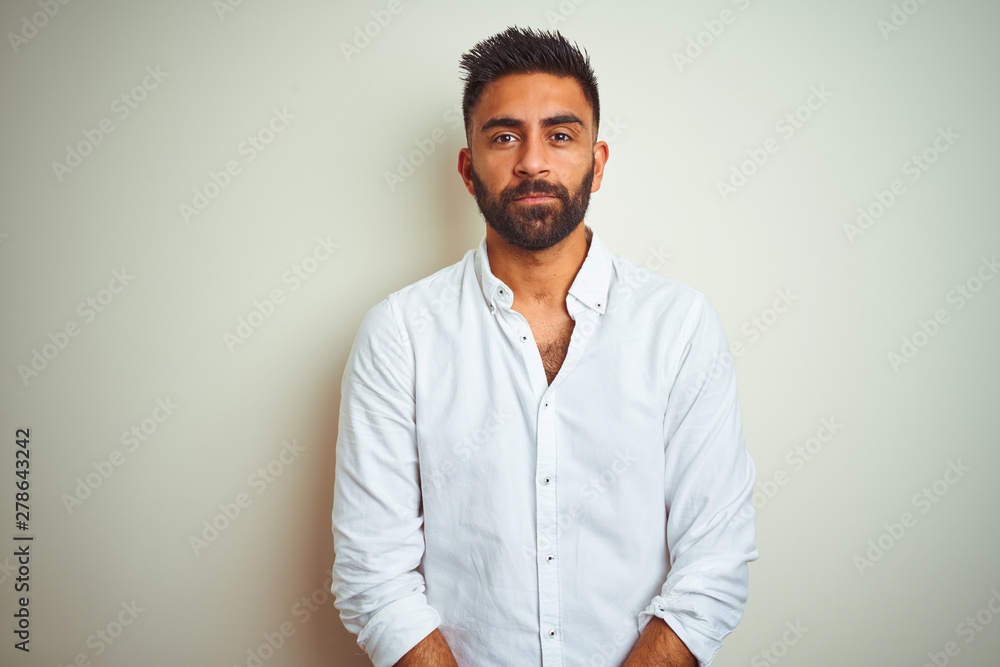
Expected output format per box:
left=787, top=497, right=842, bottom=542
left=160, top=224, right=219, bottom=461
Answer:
left=541, top=475, right=552, bottom=485
left=521, top=335, right=528, bottom=342
left=547, top=628, right=557, bottom=638
left=545, top=554, right=555, bottom=563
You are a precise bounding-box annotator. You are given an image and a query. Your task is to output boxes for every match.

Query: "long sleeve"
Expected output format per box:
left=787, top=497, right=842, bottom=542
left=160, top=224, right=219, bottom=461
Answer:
left=637, top=292, right=759, bottom=666
left=331, top=297, right=441, bottom=667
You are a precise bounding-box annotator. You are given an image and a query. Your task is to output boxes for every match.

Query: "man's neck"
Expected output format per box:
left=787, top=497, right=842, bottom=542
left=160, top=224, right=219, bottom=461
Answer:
left=486, top=223, right=592, bottom=314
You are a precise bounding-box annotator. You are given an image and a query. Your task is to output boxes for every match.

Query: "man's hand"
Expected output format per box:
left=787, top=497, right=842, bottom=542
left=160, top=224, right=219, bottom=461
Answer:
left=394, top=628, right=459, bottom=667
left=621, top=617, right=698, bottom=667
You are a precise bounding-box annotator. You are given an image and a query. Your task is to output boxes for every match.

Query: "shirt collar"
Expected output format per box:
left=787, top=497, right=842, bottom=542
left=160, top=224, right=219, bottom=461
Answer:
left=473, top=224, right=611, bottom=316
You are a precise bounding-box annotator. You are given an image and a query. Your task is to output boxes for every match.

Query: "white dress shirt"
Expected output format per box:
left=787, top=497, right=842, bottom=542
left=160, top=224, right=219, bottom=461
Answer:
left=331, top=224, right=757, bottom=667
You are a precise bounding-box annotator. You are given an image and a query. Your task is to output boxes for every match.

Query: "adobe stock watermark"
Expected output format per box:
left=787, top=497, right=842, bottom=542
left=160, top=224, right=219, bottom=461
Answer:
left=0, top=556, right=16, bottom=585
left=51, top=65, right=169, bottom=183
left=717, top=85, right=833, bottom=202
left=736, top=417, right=843, bottom=519
left=853, top=459, right=970, bottom=575
left=213, top=0, right=246, bottom=21
left=730, top=287, right=799, bottom=357
left=677, top=346, right=735, bottom=403
left=672, top=0, right=760, bottom=73
left=887, top=253, right=997, bottom=372
left=411, top=280, right=460, bottom=332
left=7, top=0, right=73, bottom=54
left=545, top=0, right=590, bottom=29
left=232, top=620, right=296, bottom=667
left=189, top=437, right=307, bottom=556
left=232, top=567, right=337, bottom=667
left=57, top=600, right=144, bottom=667
left=340, top=0, right=410, bottom=63
left=17, top=267, right=134, bottom=386
left=443, top=406, right=511, bottom=464
left=524, top=446, right=640, bottom=561
left=61, top=398, right=179, bottom=515
left=843, top=126, right=959, bottom=244
left=598, top=115, right=628, bottom=144
left=223, top=235, right=339, bottom=352
left=385, top=102, right=463, bottom=192
left=424, top=407, right=513, bottom=492
left=750, top=620, right=809, bottom=667
left=920, top=587, right=1000, bottom=667
left=294, top=567, right=335, bottom=625
left=878, top=0, right=933, bottom=41
left=603, top=244, right=673, bottom=317
left=179, top=107, right=295, bottom=224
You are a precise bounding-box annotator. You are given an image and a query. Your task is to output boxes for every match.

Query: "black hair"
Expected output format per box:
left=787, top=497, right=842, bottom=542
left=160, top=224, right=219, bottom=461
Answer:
left=458, top=26, right=600, bottom=144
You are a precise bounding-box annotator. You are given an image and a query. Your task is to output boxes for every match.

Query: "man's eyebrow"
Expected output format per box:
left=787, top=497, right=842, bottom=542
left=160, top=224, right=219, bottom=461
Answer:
left=479, top=113, right=585, bottom=133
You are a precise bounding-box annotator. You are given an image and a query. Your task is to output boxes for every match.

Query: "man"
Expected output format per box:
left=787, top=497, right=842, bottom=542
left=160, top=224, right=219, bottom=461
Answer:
left=331, top=26, right=757, bottom=667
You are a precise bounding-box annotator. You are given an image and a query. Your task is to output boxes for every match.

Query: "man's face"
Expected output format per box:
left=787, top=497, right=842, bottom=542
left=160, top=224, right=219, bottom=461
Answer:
left=459, top=72, right=607, bottom=251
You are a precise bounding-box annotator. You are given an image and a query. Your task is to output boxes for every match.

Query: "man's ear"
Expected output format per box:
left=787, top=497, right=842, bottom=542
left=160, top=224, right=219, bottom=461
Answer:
left=458, top=147, right=476, bottom=196
left=590, top=140, right=609, bottom=193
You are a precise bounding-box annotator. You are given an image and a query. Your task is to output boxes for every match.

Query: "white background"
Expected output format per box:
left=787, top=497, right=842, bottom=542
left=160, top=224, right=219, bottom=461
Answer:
left=1, top=0, right=998, bottom=665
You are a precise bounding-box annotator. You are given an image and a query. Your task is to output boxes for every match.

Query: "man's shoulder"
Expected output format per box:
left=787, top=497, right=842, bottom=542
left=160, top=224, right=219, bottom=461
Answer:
left=607, top=249, right=707, bottom=317
left=385, top=247, right=473, bottom=308
left=354, top=248, right=475, bottom=338
left=608, top=250, right=732, bottom=361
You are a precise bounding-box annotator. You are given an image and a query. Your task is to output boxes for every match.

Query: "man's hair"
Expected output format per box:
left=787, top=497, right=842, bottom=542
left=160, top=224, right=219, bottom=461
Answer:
left=458, top=26, right=600, bottom=144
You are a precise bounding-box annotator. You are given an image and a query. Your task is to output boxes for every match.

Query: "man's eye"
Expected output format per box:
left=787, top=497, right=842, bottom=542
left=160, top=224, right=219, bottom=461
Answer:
left=552, top=133, right=571, bottom=142
left=494, top=133, right=516, bottom=144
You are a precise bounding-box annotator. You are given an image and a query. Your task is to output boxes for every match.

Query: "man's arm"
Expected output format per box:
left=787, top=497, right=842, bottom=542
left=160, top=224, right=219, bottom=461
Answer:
left=621, top=617, right=697, bottom=667
left=331, top=298, right=451, bottom=667
left=394, top=628, right=459, bottom=667
left=635, top=292, right=758, bottom=666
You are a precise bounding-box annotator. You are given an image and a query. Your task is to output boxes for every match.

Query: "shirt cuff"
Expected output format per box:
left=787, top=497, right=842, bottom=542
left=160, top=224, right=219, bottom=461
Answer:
left=357, top=592, right=442, bottom=667
left=637, top=578, right=720, bottom=667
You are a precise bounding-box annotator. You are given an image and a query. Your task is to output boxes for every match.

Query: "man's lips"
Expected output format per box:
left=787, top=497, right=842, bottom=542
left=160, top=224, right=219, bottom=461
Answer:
left=515, top=194, right=556, bottom=203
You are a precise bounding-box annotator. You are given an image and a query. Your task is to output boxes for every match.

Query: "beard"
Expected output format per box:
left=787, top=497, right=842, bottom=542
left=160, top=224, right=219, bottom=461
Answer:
left=469, top=156, right=595, bottom=251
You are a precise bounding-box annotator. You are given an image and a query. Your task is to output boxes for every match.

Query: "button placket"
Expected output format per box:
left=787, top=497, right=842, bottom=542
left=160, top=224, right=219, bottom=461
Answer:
left=535, top=391, right=562, bottom=664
